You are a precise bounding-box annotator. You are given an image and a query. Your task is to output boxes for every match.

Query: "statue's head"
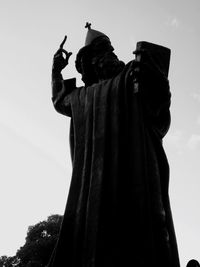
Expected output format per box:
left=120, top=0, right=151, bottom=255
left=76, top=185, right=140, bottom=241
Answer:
left=75, top=44, right=98, bottom=86
left=75, top=23, right=125, bottom=85
left=186, top=260, right=200, bottom=267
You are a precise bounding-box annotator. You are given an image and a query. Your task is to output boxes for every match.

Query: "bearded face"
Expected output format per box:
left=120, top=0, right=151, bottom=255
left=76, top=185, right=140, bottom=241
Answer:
left=92, top=51, right=125, bottom=80
left=76, top=36, right=125, bottom=85
left=90, top=36, right=125, bottom=80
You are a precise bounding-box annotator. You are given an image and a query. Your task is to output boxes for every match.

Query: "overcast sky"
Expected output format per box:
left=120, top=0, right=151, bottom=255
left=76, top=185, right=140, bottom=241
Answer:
left=0, top=0, right=200, bottom=265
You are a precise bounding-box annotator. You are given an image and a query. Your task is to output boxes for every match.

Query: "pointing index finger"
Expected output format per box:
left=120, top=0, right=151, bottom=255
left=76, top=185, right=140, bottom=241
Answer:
left=59, top=35, right=67, bottom=49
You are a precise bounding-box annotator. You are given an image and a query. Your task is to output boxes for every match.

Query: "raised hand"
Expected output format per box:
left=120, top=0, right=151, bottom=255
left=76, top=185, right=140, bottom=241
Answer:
left=52, top=35, right=73, bottom=73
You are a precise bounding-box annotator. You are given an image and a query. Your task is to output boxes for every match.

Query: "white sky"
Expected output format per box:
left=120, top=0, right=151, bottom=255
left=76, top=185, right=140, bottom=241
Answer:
left=0, top=0, right=200, bottom=265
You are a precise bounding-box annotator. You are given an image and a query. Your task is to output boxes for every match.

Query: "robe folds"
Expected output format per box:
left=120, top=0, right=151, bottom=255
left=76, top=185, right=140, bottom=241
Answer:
left=49, top=62, right=180, bottom=267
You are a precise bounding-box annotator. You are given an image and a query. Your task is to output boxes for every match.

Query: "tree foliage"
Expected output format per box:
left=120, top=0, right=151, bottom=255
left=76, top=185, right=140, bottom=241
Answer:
left=0, top=215, right=63, bottom=267
left=0, top=255, right=19, bottom=267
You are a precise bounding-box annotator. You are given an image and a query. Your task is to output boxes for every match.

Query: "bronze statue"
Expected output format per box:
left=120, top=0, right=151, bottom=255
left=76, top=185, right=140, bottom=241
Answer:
left=48, top=24, right=180, bottom=267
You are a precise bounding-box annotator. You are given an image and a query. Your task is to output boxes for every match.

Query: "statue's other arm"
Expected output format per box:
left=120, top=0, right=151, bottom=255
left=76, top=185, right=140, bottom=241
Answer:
left=145, top=76, right=171, bottom=139
left=132, top=58, right=171, bottom=138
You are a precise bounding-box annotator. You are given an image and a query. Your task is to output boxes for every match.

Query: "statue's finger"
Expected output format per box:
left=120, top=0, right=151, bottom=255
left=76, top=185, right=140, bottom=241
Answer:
left=59, top=35, right=67, bottom=49
left=60, top=49, right=72, bottom=58
left=67, top=52, right=73, bottom=59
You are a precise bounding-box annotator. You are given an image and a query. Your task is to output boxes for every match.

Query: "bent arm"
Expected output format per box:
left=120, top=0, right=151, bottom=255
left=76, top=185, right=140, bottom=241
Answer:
left=140, top=73, right=171, bottom=139
left=51, top=36, right=74, bottom=116
left=129, top=58, right=171, bottom=139
left=52, top=71, right=76, bottom=117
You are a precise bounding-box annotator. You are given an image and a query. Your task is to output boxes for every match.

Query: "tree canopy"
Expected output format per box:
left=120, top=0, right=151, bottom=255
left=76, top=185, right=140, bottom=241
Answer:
left=0, top=214, right=63, bottom=267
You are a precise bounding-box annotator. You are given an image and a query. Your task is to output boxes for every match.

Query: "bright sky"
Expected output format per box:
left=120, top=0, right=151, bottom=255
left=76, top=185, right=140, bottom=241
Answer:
left=0, top=0, right=199, bottom=265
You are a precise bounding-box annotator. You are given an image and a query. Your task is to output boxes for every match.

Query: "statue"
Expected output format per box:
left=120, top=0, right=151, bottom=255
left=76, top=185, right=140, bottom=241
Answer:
left=48, top=24, right=180, bottom=267
left=186, top=260, right=200, bottom=267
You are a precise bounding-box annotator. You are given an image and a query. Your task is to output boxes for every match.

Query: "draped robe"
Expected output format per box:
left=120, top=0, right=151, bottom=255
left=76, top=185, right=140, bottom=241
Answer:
left=48, top=61, right=180, bottom=267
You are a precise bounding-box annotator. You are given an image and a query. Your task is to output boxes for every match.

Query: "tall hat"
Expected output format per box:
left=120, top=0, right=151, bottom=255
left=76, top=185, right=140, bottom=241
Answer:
left=84, top=22, right=109, bottom=46
left=75, top=23, right=112, bottom=77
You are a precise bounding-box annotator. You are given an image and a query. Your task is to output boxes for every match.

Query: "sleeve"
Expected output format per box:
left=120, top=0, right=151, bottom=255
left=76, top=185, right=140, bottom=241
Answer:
left=51, top=73, right=76, bottom=117
left=139, top=68, right=171, bottom=139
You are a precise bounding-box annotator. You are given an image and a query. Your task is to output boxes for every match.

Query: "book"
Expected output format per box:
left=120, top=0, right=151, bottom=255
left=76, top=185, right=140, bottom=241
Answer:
left=132, top=41, right=171, bottom=93
left=133, top=41, right=171, bottom=78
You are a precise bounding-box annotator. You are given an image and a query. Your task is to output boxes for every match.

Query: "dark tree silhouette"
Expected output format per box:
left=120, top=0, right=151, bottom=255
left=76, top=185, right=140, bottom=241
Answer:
left=16, top=214, right=63, bottom=267
left=0, top=255, right=19, bottom=267
left=0, top=215, right=63, bottom=267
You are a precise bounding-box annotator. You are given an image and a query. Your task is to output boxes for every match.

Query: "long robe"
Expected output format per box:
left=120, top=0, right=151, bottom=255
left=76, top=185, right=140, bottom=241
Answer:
left=48, top=61, right=180, bottom=267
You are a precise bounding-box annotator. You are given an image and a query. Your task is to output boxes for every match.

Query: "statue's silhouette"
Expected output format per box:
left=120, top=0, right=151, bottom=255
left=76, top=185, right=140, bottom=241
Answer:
left=48, top=24, right=180, bottom=267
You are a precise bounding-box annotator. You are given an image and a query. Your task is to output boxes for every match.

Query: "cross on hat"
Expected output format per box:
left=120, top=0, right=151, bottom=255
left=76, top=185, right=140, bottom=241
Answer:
left=84, top=23, right=109, bottom=46
left=85, top=22, right=91, bottom=30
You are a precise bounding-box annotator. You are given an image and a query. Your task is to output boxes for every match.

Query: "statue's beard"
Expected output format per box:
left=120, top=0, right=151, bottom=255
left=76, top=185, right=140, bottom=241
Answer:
left=95, top=53, right=125, bottom=81
left=98, top=60, right=125, bottom=80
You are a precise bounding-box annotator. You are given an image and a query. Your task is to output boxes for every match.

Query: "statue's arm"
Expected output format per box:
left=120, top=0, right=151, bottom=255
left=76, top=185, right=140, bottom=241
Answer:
left=51, top=72, right=76, bottom=116
left=142, top=73, right=171, bottom=138
left=147, top=84, right=171, bottom=139
left=51, top=36, right=74, bottom=116
left=131, top=59, right=171, bottom=138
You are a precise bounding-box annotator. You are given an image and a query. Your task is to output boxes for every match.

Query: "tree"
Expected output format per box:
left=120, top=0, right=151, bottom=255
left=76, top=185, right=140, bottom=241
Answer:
left=16, top=214, right=63, bottom=267
left=0, top=255, right=19, bottom=267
